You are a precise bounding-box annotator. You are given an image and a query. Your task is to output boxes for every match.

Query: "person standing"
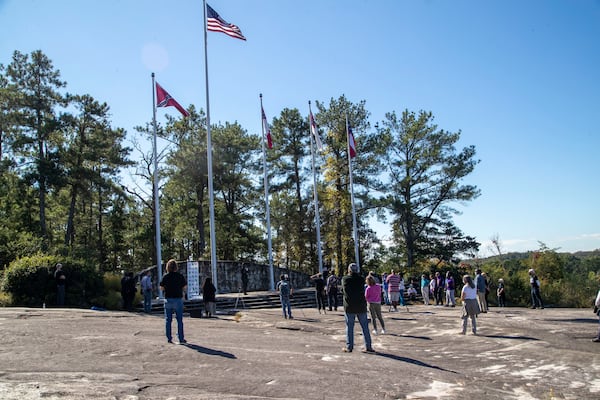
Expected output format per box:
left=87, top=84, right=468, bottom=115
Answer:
left=202, top=277, right=216, bottom=318
left=592, top=286, right=600, bottom=343
left=160, top=259, right=187, bottom=344
left=276, top=274, right=293, bottom=319
left=365, top=275, right=385, bottom=335
left=474, top=269, right=488, bottom=313
left=398, top=272, right=406, bottom=307
left=342, top=263, right=374, bottom=353
left=528, top=269, right=544, bottom=309
left=381, top=272, right=389, bottom=305
left=326, top=272, right=339, bottom=311
left=241, top=266, right=249, bottom=295
left=54, top=263, right=66, bottom=306
left=310, top=272, right=327, bottom=314
left=497, top=278, right=506, bottom=307
left=120, top=272, right=136, bottom=311
left=460, top=275, right=480, bottom=335
left=140, top=270, right=153, bottom=313
left=429, top=273, right=437, bottom=305
left=445, top=271, right=456, bottom=307
left=435, top=271, right=445, bottom=306
left=386, top=270, right=401, bottom=311
left=421, top=274, right=430, bottom=305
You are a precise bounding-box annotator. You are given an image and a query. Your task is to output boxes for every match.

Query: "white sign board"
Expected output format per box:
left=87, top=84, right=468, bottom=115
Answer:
left=186, top=261, right=200, bottom=299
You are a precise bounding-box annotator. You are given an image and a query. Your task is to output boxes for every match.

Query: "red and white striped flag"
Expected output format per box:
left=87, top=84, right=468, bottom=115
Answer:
left=206, top=4, right=246, bottom=41
left=261, top=105, right=273, bottom=149
left=348, top=126, right=357, bottom=158
left=310, top=111, right=323, bottom=150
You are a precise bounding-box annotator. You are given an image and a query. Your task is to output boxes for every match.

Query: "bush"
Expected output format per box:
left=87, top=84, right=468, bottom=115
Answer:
left=1, top=254, right=103, bottom=307
left=90, top=273, right=143, bottom=310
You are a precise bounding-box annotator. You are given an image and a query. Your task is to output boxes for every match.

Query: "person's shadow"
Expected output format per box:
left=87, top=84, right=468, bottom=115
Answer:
left=182, top=343, right=237, bottom=359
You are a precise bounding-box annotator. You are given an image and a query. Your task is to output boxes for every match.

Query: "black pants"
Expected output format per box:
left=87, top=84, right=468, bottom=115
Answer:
left=327, top=289, right=338, bottom=310
left=316, top=290, right=326, bottom=310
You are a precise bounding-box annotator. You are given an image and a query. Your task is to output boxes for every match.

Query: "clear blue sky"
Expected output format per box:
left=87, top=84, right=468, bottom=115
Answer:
left=2, top=0, right=599, bottom=255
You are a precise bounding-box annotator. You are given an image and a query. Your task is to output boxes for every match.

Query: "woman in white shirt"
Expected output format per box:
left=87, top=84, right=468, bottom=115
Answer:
left=460, top=275, right=480, bottom=335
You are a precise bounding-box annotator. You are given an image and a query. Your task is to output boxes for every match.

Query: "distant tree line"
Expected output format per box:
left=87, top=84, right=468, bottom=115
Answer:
left=1, top=49, right=482, bottom=299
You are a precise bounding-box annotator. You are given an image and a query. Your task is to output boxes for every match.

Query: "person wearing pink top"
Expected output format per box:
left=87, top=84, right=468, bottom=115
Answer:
left=365, top=275, right=385, bottom=335
left=386, top=270, right=401, bottom=311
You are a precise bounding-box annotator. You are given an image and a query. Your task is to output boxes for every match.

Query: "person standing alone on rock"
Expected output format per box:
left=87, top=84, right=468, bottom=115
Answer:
left=160, top=259, right=187, bottom=344
left=529, top=269, right=544, bottom=309
left=310, top=272, right=327, bottom=314
left=276, top=274, right=293, bottom=319
left=54, top=263, right=66, bottom=306
left=342, top=263, right=374, bottom=353
left=460, top=275, right=480, bottom=335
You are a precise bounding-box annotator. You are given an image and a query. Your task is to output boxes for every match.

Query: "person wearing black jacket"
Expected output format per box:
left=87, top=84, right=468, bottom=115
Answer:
left=160, top=259, right=187, bottom=344
left=341, top=263, right=374, bottom=353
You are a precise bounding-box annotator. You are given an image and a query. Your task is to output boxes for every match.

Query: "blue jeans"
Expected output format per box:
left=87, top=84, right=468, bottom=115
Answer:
left=164, top=298, right=184, bottom=342
left=399, top=289, right=405, bottom=306
left=344, top=312, right=372, bottom=350
left=143, top=289, right=153, bottom=313
left=280, top=296, right=292, bottom=318
left=531, top=287, right=543, bottom=308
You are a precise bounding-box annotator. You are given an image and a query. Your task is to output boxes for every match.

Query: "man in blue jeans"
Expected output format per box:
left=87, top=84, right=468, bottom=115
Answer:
left=341, top=263, right=374, bottom=353
left=160, top=259, right=187, bottom=344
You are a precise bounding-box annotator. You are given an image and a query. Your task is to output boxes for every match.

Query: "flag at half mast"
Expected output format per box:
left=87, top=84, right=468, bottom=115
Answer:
left=309, top=110, right=323, bottom=150
left=156, top=82, right=189, bottom=117
left=207, top=4, right=246, bottom=41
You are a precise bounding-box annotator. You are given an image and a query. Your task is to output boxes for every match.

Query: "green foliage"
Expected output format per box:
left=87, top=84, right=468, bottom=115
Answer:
left=1, top=254, right=103, bottom=307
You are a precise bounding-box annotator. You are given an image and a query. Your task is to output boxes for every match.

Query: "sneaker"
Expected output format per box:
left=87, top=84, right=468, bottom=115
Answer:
left=362, top=348, right=376, bottom=354
left=459, top=332, right=466, bottom=335
left=380, top=329, right=385, bottom=335
left=178, top=339, right=187, bottom=345
left=342, top=347, right=352, bottom=353
left=167, top=339, right=173, bottom=343
left=592, top=338, right=600, bottom=343
left=372, top=329, right=378, bottom=335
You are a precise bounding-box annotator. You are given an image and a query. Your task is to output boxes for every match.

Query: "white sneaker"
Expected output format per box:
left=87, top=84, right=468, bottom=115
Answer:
left=380, top=329, right=385, bottom=334
left=372, top=329, right=378, bottom=335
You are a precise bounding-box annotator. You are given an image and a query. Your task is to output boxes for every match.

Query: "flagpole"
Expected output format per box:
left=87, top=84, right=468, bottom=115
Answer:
left=151, top=72, right=163, bottom=294
left=308, top=101, right=323, bottom=274
left=260, top=94, right=274, bottom=290
left=346, top=113, right=360, bottom=271
left=203, top=0, right=219, bottom=292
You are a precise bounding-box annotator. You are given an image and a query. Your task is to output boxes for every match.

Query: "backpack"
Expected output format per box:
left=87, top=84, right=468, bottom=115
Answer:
left=278, top=281, right=290, bottom=297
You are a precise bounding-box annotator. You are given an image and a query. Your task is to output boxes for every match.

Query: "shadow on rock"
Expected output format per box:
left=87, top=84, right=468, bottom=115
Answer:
left=183, top=343, right=237, bottom=359
left=483, top=335, right=540, bottom=340
left=376, top=352, right=457, bottom=373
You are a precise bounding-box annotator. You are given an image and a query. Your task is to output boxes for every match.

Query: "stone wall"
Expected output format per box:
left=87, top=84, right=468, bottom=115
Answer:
left=140, top=260, right=313, bottom=294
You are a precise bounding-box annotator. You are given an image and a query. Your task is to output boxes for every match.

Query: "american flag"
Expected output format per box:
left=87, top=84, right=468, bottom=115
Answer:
left=206, top=4, right=246, bottom=41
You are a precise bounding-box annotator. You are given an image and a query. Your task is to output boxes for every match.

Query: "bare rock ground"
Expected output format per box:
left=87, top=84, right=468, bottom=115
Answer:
left=1, top=303, right=599, bottom=399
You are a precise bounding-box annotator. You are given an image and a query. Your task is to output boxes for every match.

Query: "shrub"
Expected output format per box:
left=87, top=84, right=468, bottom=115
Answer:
left=90, top=273, right=143, bottom=310
left=1, top=254, right=103, bottom=307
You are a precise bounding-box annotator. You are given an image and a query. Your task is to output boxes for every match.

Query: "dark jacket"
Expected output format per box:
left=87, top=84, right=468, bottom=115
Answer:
left=342, top=272, right=367, bottom=314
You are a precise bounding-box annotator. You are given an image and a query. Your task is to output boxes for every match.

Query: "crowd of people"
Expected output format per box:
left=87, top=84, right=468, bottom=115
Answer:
left=51, top=260, right=600, bottom=345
